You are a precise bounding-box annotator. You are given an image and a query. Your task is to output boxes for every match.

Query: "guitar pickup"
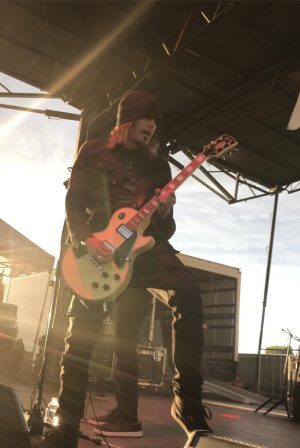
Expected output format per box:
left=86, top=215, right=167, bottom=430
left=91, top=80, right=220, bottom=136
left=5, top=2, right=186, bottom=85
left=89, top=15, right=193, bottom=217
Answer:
left=117, top=224, right=133, bottom=239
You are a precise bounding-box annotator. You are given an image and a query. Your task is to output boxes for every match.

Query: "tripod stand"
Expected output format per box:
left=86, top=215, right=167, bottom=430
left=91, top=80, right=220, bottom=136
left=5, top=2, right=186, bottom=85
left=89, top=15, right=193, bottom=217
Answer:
left=255, top=328, right=293, bottom=417
left=289, top=335, right=300, bottom=421
left=27, top=257, right=62, bottom=435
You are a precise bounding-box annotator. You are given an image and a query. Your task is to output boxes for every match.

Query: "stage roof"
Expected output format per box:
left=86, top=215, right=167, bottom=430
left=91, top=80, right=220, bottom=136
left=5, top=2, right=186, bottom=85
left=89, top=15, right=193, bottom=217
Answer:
left=0, top=219, right=55, bottom=277
left=1, top=1, right=300, bottom=191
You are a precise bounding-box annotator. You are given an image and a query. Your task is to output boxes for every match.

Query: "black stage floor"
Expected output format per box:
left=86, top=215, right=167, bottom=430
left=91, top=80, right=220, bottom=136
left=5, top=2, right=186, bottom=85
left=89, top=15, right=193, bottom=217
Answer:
left=5, top=380, right=300, bottom=448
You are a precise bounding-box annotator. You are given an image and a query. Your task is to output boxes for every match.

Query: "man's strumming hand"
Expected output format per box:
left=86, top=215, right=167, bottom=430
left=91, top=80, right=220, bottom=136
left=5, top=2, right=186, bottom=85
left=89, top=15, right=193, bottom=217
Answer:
left=84, top=236, right=113, bottom=261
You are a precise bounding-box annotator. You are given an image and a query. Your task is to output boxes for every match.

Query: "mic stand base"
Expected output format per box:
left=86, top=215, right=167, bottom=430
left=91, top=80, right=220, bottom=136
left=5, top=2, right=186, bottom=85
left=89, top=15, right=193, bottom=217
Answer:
left=27, top=403, right=44, bottom=436
left=255, top=394, right=292, bottom=418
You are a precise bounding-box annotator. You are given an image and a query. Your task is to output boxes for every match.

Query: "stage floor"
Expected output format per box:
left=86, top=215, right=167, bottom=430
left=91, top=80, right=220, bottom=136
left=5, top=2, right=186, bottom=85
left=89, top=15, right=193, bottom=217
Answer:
left=7, top=380, right=300, bottom=448
left=78, top=394, right=300, bottom=448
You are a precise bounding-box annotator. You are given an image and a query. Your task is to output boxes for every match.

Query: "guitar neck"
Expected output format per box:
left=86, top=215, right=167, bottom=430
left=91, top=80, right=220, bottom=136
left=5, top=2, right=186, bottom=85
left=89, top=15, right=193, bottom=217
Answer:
left=126, top=151, right=208, bottom=232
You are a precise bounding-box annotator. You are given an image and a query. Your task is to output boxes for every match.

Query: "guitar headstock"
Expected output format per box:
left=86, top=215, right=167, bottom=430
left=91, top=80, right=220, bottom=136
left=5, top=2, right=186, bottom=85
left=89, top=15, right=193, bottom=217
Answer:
left=202, top=134, right=238, bottom=159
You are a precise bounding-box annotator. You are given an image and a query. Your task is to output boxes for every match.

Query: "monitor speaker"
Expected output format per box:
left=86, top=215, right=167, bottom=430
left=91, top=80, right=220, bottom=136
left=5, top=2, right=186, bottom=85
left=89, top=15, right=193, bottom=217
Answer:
left=0, top=383, right=31, bottom=448
left=184, top=432, right=266, bottom=448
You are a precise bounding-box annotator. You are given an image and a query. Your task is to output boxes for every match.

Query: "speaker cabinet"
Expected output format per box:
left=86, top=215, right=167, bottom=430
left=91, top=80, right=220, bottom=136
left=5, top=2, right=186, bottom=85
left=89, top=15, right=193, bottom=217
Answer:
left=185, top=432, right=266, bottom=448
left=0, top=383, right=31, bottom=448
left=137, top=345, right=167, bottom=387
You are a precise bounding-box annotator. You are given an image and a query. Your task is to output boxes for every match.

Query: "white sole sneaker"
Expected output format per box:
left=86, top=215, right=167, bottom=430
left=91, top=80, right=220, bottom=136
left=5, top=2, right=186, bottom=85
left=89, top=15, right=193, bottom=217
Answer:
left=88, top=418, right=106, bottom=426
left=93, top=426, right=143, bottom=438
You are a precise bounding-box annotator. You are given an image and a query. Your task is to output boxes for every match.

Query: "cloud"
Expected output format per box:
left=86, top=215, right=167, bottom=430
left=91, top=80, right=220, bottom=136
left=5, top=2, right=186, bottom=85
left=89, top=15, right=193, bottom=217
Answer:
left=170, top=171, right=300, bottom=268
left=0, top=88, right=78, bottom=256
left=0, top=114, right=77, bottom=166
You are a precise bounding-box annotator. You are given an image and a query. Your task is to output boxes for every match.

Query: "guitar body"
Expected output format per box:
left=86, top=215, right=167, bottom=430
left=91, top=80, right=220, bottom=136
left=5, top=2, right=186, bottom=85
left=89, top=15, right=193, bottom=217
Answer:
left=62, top=207, right=155, bottom=301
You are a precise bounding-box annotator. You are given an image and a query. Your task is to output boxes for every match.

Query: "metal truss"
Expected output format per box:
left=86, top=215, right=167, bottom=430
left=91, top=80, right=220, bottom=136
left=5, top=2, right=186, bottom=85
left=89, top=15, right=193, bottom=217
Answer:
left=168, top=149, right=275, bottom=205
left=0, top=89, right=81, bottom=120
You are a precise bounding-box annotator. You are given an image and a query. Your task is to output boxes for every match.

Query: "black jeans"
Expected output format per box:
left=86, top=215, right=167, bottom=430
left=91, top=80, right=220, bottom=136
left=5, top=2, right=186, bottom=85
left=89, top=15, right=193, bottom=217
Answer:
left=114, top=288, right=151, bottom=421
left=59, top=246, right=204, bottom=426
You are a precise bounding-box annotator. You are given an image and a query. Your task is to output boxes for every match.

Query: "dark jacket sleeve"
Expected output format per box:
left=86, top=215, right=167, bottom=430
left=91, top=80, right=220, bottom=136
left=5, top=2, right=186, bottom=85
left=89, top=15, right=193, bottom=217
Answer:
left=65, top=141, right=93, bottom=248
left=149, top=158, right=176, bottom=241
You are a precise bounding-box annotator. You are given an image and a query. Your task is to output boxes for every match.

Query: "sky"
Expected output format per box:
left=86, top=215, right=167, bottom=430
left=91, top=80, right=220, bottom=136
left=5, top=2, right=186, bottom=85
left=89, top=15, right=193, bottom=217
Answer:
left=1, top=71, right=300, bottom=354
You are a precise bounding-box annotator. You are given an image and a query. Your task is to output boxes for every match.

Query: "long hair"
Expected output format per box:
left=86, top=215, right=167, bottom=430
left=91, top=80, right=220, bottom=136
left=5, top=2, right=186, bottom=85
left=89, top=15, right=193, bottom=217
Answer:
left=105, top=122, right=133, bottom=150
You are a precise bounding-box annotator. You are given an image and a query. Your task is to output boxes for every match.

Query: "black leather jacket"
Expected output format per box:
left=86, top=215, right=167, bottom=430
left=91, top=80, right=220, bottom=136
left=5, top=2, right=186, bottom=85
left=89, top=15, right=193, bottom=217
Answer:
left=65, top=139, right=176, bottom=250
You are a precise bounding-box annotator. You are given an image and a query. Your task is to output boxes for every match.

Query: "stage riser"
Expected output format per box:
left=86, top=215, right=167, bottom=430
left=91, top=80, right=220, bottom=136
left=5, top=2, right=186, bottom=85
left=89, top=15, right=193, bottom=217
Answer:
left=184, top=432, right=267, bottom=448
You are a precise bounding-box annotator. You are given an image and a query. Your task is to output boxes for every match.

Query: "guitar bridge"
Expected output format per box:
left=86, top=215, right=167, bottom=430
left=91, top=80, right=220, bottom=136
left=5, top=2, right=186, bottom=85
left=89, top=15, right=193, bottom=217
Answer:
left=87, top=255, right=103, bottom=269
left=114, top=254, right=130, bottom=268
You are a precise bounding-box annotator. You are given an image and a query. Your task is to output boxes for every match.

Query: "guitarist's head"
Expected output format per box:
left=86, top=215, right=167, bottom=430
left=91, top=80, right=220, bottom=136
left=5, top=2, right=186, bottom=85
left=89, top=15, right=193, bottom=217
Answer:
left=107, top=91, right=161, bottom=151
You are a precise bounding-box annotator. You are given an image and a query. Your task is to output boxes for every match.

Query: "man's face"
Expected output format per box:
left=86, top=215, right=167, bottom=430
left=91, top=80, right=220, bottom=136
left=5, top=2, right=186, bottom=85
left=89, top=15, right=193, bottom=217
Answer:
left=125, top=118, right=157, bottom=149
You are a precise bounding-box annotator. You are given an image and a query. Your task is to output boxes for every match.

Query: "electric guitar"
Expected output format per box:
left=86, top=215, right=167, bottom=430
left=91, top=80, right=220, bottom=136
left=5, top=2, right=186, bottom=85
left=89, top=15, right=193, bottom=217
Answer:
left=62, top=134, right=238, bottom=302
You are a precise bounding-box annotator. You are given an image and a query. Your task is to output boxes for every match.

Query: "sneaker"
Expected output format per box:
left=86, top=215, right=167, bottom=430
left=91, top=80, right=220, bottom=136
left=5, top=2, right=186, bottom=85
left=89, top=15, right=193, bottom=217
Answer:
left=93, top=420, right=143, bottom=438
left=171, top=398, right=213, bottom=436
left=88, top=407, right=121, bottom=426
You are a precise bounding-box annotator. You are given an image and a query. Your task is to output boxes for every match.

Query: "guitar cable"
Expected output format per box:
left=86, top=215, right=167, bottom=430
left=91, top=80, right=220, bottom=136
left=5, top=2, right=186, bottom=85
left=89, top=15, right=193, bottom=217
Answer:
left=85, top=383, right=113, bottom=448
left=60, top=286, right=72, bottom=324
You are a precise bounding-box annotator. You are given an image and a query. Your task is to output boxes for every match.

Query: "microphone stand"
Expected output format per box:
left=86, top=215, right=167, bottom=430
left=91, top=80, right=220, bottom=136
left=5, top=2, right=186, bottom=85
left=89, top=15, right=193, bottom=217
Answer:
left=290, top=334, right=300, bottom=421
left=27, top=256, right=62, bottom=435
left=255, top=328, right=293, bottom=417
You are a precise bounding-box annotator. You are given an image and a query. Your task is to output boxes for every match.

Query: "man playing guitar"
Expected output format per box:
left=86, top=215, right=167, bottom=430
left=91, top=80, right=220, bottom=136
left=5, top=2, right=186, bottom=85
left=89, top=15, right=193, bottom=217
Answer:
left=34, top=90, right=212, bottom=448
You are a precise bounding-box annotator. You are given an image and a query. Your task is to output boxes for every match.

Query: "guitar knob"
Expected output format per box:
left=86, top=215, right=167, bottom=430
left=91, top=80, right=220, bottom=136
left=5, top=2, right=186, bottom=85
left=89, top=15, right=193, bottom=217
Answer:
left=102, top=271, right=109, bottom=278
left=103, top=284, right=110, bottom=291
left=118, top=212, right=125, bottom=219
left=92, top=282, right=99, bottom=289
left=114, top=274, right=120, bottom=281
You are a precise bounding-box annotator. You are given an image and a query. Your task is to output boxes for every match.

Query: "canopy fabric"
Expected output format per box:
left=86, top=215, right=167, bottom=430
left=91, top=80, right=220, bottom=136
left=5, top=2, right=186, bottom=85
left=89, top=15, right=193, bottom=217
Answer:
left=0, top=219, right=55, bottom=277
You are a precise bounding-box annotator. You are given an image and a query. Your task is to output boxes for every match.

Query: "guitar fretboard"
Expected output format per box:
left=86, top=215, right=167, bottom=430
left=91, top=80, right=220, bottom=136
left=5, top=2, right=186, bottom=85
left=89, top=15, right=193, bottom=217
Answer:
left=126, top=152, right=207, bottom=232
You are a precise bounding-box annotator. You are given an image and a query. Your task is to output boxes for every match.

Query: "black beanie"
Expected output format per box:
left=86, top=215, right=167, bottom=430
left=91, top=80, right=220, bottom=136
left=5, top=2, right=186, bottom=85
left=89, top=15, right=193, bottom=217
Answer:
left=116, top=90, right=161, bottom=127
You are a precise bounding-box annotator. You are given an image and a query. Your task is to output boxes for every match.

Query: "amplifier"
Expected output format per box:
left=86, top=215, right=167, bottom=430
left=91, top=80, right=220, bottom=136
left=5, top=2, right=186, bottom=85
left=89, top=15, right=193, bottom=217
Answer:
left=185, top=432, right=267, bottom=448
left=137, top=345, right=167, bottom=387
